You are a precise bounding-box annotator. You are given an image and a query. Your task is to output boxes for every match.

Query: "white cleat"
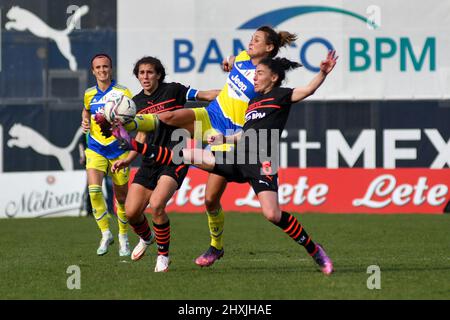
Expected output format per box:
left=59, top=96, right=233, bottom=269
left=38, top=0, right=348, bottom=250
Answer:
left=118, top=234, right=131, bottom=257
left=131, top=232, right=155, bottom=261
left=97, top=231, right=114, bottom=256
left=154, top=255, right=170, bottom=272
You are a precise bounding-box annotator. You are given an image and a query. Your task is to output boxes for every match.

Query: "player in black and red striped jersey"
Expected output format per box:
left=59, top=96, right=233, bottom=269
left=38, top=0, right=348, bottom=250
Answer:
left=111, top=56, right=219, bottom=272
left=114, top=51, right=338, bottom=274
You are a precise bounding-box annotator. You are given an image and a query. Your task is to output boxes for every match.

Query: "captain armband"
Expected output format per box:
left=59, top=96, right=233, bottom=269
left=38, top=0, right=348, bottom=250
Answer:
left=186, top=87, right=199, bottom=101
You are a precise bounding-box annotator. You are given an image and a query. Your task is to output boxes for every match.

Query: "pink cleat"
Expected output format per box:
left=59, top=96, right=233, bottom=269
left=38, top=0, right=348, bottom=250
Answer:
left=194, top=246, right=224, bottom=267
left=112, top=123, right=133, bottom=150
left=312, top=244, right=334, bottom=275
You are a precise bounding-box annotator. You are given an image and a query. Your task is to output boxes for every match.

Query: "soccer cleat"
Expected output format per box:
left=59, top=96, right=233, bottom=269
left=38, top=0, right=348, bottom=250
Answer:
left=112, top=123, right=133, bottom=150
left=131, top=232, right=156, bottom=261
left=118, top=234, right=131, bottom=257
left=154, top=255, right=171, bottom=272
left=312, top=244, right=334, bottom=275
left=194, top=246, right=224, bottom=267
left=97, top=231, right=114, bottom=256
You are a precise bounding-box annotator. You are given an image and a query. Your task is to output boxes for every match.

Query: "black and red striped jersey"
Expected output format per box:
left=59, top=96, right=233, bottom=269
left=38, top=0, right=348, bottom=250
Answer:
left=132, top=82, right=189, bottom=165
left=243, top=87, right=293, bottom=133
left=236, top=87, right=294, bottom=161
left=133, top=82, right=188, bottom=115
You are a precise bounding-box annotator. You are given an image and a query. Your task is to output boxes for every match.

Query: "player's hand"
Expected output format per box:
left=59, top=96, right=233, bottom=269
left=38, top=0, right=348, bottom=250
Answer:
left=111, top=159, right=129, bottom=173
left=222, top=55, right=235, bottom=72
left=94, top=112, right=113, bottom=138
left=79, top=154, right=86, bottom=165
left=207, top=133, right=225, bottom=145
left=320, top=50, right=338, bottom=75
left=81, top=117, right=90, bottom=133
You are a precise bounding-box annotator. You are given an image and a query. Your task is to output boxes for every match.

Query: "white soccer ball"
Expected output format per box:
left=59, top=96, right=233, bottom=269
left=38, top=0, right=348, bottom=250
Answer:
left=103, top=94, right=136, bottom=124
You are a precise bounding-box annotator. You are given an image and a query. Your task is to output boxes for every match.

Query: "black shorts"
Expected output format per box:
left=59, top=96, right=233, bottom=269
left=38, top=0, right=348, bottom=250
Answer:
left=212, top=161, right=278, bottom=194
left=133, top=164, right=189, bottom=190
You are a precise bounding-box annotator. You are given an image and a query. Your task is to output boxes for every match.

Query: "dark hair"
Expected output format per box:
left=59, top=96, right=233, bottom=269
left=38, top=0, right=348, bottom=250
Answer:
left=259, top=57, right=302, bottom=87
left=90, top=53, right=113, bottom=69
left=133, top=56, right=166, bottom=84
left=257, top=26, right=298, bottom=58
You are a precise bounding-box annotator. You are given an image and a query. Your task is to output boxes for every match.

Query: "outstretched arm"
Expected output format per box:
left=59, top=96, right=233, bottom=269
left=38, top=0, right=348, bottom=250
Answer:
left=196, top=89, right=221, bottom=101
left=291, top=50, right=338, bottom=103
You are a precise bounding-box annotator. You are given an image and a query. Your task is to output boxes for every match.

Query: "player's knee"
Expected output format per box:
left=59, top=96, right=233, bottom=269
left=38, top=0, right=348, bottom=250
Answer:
left=182, top=148, right=194, bottom=163
left=114, top=188, right=127, bottom=204
left=263, top=208, right=281, bottom=224
left=205, top=196, right=220, bottom=212
left=124, top=205, right=140, bottom=223
left=115, top=193, right=127, bottom=204
left=149, top=198, right=166, bottom=216
left=158, top=112, right=174, bottom=125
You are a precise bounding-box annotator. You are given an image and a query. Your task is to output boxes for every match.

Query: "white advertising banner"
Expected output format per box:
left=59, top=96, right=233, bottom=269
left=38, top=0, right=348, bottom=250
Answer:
left=0, top=171, right=86, bottom=219
left=118, top=0, right=450, bottom=100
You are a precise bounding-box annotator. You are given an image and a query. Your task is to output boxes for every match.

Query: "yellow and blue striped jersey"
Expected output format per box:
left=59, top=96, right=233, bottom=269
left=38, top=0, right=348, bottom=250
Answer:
left=84, top=80, right=132, bottom=159
left=206, top=50, right=258, bottom=134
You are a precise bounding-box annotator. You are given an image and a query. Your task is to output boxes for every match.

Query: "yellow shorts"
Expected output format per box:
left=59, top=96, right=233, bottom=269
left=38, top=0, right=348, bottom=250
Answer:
left=192, top=107, right=234, bottom=152
left=85, top=148, right=130, bottom=186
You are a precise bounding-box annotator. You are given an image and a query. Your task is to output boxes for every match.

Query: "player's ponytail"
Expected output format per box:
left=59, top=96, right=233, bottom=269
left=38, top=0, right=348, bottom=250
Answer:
left=278, top=31, right=298, bottom=48
left=277, top=57, right=302, bottom=72
left=260, top=57, right=302, bottom=87
left=257, top=26, right=298, bottom=58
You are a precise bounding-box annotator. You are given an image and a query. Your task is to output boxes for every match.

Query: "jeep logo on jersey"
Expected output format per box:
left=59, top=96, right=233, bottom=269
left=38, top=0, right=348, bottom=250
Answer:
left=245, top=110, right=266, bottom=122
left=230, top=74, right=248, bottom=92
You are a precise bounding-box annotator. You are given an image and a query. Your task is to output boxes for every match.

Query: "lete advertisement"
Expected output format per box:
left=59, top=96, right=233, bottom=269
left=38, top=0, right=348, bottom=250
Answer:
left=133, top=168, right=450, bottom=214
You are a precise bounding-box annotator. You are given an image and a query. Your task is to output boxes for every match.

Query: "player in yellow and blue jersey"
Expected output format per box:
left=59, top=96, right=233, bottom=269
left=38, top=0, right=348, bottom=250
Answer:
left=97, top=26, right=298, bottom=266
left=81, top=53, right=133, bottom=256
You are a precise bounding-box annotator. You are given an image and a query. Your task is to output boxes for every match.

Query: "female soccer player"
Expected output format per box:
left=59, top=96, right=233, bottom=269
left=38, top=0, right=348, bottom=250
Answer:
left=115, top=26, right=298, bottom=267
left=81, top=53, right=133, bottom=256
left=111, top=56, right=219, bottom=272
left=113, top=51, right=338, bottom=274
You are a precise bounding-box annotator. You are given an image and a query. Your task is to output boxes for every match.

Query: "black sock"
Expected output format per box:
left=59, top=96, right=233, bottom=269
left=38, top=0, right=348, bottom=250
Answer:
left=273, top=211, right=318, bottom=255
left=153, top=220, right=170, bottom=256
left=133, top=140, right=174, bottom=165
left=130, top=215, right=153, bottom=242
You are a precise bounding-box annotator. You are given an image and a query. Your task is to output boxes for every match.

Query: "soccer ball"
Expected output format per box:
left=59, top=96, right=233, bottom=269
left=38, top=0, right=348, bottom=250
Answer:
left=103, top=94, right=136, bottom=124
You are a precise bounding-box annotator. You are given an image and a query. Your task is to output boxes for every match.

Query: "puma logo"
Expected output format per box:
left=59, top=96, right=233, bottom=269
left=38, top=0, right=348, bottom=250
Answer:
left=7, top=124, right=84, bottom=171
left=5, top=5, right=89, bottom=71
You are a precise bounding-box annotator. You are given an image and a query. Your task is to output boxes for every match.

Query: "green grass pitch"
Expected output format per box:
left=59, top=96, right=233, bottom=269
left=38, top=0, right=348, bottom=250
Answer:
left=0, top=212, right=449, bottom=299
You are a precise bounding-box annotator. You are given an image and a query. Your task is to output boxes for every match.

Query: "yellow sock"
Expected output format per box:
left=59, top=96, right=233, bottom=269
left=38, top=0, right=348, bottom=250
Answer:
left=125, top=114, right=158, bottom=132
left=207, top=207, right=224, bottom=250
left=89, top=184, right=109, bottom=232
left=116, top=200, right=128, bottom=235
